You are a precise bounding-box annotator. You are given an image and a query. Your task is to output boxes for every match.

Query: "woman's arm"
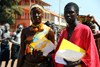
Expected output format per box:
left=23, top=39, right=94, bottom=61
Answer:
left=48, top=29, right=55, bottom=44
left=17, top=29, right=26, bottom=67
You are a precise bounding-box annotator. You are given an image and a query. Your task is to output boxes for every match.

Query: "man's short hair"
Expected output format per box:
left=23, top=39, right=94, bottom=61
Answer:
left=64, top=2, right=79, bottom=14
left=17, top=24, right=23, bottom=28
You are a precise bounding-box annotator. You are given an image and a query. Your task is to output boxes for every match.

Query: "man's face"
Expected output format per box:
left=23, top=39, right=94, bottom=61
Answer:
left=31, top=8, right=43, bottom=24
left=64, top=6, right=78, bottom=24
left=17, top=25, right=23, bottom=32
left=5, top=25, right=10, bottom=31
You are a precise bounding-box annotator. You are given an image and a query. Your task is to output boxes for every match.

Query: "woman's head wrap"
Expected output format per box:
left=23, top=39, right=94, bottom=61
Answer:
left=30, top=4, right=44, bottom=12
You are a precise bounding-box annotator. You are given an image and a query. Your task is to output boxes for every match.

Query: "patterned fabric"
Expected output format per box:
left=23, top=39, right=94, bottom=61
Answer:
left=1, top=43, right=10, bottom=61
left=29, top=37, right=56, bottom=56
left=11, top=44, right=20, bottom=59
left=25, top=25, right=50, bottom=55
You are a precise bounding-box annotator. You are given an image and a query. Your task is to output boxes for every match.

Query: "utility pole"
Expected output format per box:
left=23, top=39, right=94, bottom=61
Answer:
left=59, top=0, right=61, bottom=26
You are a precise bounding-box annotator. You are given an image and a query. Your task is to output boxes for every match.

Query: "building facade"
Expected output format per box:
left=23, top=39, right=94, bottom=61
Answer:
left=10, top=0, right=66, bottom=31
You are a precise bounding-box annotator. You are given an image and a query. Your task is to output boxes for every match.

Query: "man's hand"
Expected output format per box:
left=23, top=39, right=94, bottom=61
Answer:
left=63, top=58, right=82, bottom=67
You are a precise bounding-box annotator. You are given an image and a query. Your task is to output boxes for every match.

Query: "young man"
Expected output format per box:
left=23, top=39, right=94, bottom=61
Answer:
left=52, top=2, right=100, bottom=67
left=0, top=23, right=11, bottom=67
left=9, top=24, right=23, bottom=67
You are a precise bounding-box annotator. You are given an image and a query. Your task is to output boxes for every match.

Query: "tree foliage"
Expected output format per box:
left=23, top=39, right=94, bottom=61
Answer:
left=0, top=0, right=23, bottom=25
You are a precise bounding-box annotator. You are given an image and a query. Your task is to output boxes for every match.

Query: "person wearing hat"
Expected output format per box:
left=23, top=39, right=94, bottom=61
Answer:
left=17, top=4, right=55, bottom=67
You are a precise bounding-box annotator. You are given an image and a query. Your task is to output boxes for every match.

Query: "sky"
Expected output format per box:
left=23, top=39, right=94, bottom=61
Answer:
left=42, top=0, right=100, bottom=31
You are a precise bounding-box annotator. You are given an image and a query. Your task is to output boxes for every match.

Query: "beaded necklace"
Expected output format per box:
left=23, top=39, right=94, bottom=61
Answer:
left=30, top=23, right=44, bottom=32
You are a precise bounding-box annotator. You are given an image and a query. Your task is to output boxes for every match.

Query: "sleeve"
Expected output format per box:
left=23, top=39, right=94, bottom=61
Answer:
left=81, top=27, right=99, bottom=67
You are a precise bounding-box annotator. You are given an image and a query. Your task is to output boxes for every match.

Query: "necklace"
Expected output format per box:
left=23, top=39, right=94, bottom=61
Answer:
left=30, top=23, right=44, bottom=32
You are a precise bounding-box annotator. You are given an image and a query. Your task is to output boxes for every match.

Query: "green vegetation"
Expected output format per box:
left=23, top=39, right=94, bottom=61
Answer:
left=0, top=0, right=23, bottom=25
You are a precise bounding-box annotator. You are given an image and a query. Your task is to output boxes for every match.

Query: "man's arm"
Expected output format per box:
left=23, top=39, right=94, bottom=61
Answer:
left=17, top=29, right=26, bottom=67
left=0, top=38, right=8, bottom=42
left=91, top=16, right=100, bottom=30
left=93, top=33, right=100, bottom=39
left=9, top=35, right=20, bottom=45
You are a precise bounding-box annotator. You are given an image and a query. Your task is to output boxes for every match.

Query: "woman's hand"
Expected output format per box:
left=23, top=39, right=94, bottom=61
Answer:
left=35, top=50, right=44, bottom=58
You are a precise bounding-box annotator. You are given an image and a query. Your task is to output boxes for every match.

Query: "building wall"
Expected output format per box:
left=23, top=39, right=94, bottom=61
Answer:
left=18, top=0, right=29, bottom=5
left=50, top=14, right=55, bottom=23
left=21, top=8, right=30, bottom=19
left=10, top=8, right=30, bottom=30
left=42, top=12, right=50, bottom=23
left=10, top=0, right=66, bottom=30
left=17, top=0, right=41, bottom=5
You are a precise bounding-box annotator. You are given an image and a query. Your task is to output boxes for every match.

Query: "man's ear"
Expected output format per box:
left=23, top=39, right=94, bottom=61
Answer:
left=77, top=13, right=79, bottom=18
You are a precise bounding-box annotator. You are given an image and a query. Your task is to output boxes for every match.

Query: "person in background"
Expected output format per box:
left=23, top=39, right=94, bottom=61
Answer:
left=0, top=23, right=11, bottom=67
left=52, top=2, right=99, bottom=67
left=0, top=25, right=2, bottom=39
left=1, top=26, right=5, bottom=32
left=0, top=25, right=2, bottom=67
left=44, top=21, right=51, bottom=27
left=9, top=24, right=23, bottom=67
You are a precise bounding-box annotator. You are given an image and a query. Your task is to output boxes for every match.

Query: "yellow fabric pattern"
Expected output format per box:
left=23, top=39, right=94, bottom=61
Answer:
left=30, top=37, right=56, bottom=56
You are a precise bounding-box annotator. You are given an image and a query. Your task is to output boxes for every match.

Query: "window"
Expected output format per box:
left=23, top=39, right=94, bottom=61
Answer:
left=25, top=13, right=27, bottom=19
left=48, top=14, right=49, bottom=19
left=58, top=17, right=59, bottom=22
left=28, top=13, right=29, bottom=19
left=45, top=13, right=46, bottom=19
left=25, top=0, right=27, bottom=5
left=22, top=12, right=24, bottom=16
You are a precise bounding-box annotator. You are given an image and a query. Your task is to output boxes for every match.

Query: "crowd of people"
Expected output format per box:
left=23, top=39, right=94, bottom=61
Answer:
left=0, top=23, right=23, bottom=67
left=0, top=2, right=100, bottom=67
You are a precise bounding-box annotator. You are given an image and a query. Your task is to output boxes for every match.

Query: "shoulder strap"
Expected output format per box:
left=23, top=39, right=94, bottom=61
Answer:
left=32, top=24, right=50, bottom=42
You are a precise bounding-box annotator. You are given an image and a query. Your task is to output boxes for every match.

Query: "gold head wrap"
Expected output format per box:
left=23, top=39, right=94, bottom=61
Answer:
left=30, top=4, right=44, bottom=32
left=30, top=4, right=44, bottom=12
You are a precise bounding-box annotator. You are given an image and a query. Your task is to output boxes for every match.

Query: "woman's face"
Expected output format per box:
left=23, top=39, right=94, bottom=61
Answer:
left=31, top=8, right=43, bottom=25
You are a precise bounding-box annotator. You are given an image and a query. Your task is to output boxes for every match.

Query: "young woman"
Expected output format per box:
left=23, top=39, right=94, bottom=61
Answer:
left=17, top=4, right=55, bottom=67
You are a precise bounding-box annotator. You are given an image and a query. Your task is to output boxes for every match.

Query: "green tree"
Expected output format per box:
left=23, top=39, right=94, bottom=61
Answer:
left=0, top=0, right=23, bottom=25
